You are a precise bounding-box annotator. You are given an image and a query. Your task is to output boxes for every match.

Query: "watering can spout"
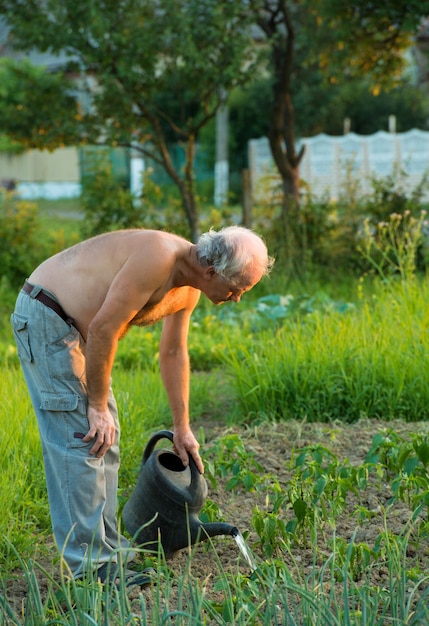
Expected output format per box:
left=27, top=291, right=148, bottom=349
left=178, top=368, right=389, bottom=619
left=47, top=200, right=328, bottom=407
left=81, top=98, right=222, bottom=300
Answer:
left=201, top=522, right=239, bottom=539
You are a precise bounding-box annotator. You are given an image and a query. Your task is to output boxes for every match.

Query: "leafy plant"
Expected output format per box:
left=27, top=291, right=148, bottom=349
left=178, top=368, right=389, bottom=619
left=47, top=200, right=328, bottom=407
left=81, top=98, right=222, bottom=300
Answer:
left=251, top=507, right=289, bottom=558
left=204, top=433, right=265, bottom=492
left=80, top=160, right=143, bottom=237
left=0, top=193, right=41, bottom=287
left=366, top=430, right=429, bottom=517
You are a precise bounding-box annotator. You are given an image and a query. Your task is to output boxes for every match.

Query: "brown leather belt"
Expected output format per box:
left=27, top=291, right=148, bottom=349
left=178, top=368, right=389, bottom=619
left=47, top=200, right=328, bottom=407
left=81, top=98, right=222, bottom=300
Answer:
left=22, top=281, right=74, bottom=325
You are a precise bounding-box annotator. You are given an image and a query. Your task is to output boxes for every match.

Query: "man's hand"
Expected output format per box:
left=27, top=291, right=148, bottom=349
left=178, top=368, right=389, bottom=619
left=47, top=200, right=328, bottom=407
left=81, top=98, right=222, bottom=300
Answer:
left=173, top=428, right=204, bottom=474
left=83, top=405, right=116, bottom=457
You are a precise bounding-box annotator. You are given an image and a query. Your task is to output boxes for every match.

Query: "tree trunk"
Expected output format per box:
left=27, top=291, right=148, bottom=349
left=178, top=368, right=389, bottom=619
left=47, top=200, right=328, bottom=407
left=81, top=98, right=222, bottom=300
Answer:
left=182, top=134, right=200, bottom=242
left=257, top=1, right=304, bottom=220
left=267, top=47, right=302, bottom=218
left=180, top=183, right=200, bottom=242
left=145, top=130, right=201, bottom=242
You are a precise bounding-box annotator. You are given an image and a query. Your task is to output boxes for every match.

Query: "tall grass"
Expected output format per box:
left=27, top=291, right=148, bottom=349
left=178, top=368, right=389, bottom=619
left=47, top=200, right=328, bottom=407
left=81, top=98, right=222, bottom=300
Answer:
left=0, top=368, right=50, bottom=567
left=223, top=277, right=429, bottom=423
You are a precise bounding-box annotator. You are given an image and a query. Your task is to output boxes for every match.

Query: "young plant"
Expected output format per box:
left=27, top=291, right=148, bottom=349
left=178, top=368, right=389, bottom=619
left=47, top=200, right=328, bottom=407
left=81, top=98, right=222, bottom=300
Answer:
left=204, top=433, right=265, bottom=493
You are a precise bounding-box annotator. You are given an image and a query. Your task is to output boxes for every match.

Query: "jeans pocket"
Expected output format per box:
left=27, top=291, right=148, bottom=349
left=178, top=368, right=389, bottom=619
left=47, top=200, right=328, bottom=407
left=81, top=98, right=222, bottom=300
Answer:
left=11, top=312, right=33, bottom=362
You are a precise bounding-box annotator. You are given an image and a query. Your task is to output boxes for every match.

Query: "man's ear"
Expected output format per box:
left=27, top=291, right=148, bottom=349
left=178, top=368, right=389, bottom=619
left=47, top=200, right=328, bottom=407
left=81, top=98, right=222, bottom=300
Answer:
left=205, top=266, right=216, bottom=278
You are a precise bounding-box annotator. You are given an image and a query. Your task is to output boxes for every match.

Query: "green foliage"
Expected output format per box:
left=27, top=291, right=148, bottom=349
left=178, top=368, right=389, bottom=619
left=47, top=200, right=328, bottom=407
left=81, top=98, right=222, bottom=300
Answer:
left=4, top=195, right=429, bottom=622
left=0, top=369, right=50, bottom=568
left=311, top=0, right=428, bottom=89
left=80, top=161, right=144, bottom=237
left=249, top=441, right=369, bottom=555
left=0, top=192, right=41, bottom=286
left=292, top=76, right=429, bottom=137
left=0, top=58, right=80, bottom=150
left=258, top=166, right=429, bottom=281
left=0, top=194, right=82, bottom=291
left=204, top=434, right=265, bottom=492
left=0, top=0, right=260, bottom=237
left=135, top=170, right=201, bottom=240
left=359, top=209, right=428, bottom=281
left=366, top=430, right=429, bottom=516
left=222, top=275, right=429, bottom=424
left=0, top=133, right=25, bottom=154
left=223, top=76, right=429, bottom=182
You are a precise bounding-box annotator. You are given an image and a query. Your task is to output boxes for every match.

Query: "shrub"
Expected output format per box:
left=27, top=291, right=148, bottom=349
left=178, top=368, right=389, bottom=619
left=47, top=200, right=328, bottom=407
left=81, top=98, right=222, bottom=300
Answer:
left=0, top=192, right=41, bottom=287
left=80, top=162, right=144, bottom=237
left=259, top=168, right=429, bottom=279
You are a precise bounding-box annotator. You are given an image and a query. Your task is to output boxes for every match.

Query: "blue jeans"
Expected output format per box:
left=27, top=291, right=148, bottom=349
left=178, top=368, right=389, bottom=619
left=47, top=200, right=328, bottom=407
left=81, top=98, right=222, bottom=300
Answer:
left=11, top=285, right=132, bottom=577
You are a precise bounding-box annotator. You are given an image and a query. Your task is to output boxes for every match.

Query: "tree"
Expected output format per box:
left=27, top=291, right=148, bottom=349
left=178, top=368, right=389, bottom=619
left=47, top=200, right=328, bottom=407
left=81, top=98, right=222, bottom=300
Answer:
left=0, top=0, right=259, bottom=241
left=0, top=58, right=81, bottom=150
left=246, top=0, right=429, bottom=220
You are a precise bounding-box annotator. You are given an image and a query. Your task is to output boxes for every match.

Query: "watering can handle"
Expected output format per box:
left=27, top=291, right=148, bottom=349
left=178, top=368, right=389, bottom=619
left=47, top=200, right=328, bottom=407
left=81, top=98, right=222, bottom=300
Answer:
left=188, top=451, right=202, bottom=488
left=142, top=430, right=174, bottom=464
left=141, top=430, right=202, bottom=482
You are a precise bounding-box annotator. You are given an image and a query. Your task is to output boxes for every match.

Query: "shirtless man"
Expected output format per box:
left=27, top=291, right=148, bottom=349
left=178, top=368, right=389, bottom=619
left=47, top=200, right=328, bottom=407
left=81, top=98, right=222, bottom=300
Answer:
left=11, top=226, right=272, bottom=585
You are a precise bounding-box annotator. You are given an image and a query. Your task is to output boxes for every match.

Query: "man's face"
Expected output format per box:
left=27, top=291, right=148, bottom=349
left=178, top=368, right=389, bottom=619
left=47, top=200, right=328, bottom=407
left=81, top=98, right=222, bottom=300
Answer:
left=204, top=264, right=264, bottom=305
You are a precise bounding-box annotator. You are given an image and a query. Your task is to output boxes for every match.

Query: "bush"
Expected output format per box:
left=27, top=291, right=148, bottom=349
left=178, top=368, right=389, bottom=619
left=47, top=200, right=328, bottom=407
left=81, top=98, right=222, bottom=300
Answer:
left=80, top=162, right=144, bottom=237
left=0, top=192, right=41, bottom=287
left=258, top=168, right=429, bottom=279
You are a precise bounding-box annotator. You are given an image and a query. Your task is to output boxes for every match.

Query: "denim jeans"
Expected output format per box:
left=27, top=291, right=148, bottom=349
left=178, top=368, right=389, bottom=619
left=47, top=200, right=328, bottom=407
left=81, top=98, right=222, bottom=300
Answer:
left=11, top=285, right=132, bottom=577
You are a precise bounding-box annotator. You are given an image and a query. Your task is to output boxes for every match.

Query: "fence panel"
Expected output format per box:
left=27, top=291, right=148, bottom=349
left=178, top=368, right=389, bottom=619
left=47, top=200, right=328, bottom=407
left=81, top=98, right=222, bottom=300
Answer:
left=249, top=129, right=429, bottom=202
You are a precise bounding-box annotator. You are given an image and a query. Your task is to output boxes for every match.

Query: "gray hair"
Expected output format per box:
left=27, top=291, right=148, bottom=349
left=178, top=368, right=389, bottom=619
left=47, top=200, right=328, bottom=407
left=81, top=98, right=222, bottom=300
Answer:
left=196, top=226, right=273, bottom=283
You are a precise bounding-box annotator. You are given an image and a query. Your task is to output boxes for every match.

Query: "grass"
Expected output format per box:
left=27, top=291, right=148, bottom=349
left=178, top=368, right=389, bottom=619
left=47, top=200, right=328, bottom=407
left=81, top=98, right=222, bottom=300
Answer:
left=2, top=199, right=429, bottom=623
left=223, top=277, right=429, bottom=424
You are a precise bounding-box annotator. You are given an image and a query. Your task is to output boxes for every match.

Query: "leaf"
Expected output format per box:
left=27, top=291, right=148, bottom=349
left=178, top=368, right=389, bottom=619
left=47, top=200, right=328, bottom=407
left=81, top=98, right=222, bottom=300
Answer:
left=315, top=476, right=327, bottom=497
left=286, top=519, right=297, bottom=534
left=293, top=498, right=308, bottom=522
left=416, top=441, right=429, bottom=468
left=403, top=456, right=419, bottom=476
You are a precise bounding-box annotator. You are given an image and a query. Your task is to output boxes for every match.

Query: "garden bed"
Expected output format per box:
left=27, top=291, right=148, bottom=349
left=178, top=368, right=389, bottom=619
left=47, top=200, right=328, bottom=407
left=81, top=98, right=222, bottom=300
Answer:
left=5, top=418, right=429, bottom=623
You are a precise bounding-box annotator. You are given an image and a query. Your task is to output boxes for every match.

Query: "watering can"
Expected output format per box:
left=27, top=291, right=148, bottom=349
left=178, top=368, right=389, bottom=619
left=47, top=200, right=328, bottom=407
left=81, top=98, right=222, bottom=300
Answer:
left=122, top=430, right=238, bottom=558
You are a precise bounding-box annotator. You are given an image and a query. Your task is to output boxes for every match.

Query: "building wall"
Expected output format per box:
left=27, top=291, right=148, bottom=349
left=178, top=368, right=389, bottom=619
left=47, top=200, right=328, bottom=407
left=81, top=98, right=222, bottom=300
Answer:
left=0, top=147, right=80, bottom=181
left=0, top=147, right=81, bottom=198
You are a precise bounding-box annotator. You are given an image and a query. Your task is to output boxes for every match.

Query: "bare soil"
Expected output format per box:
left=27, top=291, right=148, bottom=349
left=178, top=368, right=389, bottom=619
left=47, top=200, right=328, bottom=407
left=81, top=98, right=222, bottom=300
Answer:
left=5, top=418, right=429, bottom=619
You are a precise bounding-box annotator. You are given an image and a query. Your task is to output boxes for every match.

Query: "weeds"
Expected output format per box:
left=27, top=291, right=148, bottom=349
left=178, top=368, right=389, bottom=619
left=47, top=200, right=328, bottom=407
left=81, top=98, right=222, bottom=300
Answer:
left=358, top=210, right=428, bottom=282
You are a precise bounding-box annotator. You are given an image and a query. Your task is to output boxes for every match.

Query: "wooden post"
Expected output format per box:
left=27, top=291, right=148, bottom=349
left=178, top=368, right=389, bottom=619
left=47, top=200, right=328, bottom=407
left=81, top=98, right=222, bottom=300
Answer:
left=242, top=168, right=252, bottom=228
left=343, top=117, right=351, bottom=134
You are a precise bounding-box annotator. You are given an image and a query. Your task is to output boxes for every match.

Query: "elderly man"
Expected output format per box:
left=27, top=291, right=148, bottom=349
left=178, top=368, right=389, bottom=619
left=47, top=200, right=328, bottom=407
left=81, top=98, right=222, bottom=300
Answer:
left=11, top=225, right=273, bottom=586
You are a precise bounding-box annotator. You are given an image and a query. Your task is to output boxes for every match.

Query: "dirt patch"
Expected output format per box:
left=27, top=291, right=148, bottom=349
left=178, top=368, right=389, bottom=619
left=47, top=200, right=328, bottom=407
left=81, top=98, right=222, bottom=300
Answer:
left=4, top=418, right=429, bottom=618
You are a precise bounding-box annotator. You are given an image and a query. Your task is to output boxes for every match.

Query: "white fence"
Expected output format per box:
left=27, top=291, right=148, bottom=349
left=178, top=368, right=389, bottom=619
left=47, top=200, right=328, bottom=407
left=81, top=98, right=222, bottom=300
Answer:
left=248, top=129, right=429, bottom=202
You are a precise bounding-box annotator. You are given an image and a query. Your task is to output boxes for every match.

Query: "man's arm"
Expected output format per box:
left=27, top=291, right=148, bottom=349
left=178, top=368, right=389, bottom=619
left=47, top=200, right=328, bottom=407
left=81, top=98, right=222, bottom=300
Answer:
left=83, top=254, right=173, bottom=457
left=159, top=287, right=203, bottom=473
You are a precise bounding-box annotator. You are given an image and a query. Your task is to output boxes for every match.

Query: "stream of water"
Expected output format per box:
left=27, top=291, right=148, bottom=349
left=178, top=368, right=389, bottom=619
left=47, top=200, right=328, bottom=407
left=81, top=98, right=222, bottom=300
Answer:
left=232, top=530, right=258, bottom=572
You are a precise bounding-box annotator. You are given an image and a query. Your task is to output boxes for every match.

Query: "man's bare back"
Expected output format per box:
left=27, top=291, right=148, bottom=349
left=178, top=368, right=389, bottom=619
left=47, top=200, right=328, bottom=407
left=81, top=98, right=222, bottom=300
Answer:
left=29, top=229, right=198, bottom=339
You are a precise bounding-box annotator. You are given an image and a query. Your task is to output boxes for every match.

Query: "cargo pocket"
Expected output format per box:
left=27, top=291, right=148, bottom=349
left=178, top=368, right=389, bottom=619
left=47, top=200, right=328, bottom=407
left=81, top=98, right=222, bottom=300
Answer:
left=40, top=391, right=90, bottom=448
left=11, top=312, right=33, bottom=362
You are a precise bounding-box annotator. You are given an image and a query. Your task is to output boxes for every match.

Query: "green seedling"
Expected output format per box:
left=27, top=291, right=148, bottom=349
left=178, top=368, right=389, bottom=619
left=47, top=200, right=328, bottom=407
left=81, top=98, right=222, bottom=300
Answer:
left=204, top=433, right=265, bottom=493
